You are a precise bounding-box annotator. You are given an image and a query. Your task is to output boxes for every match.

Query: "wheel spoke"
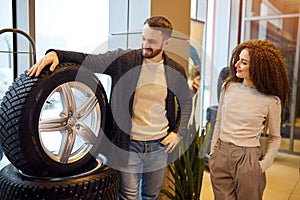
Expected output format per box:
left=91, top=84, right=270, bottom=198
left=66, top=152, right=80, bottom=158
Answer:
left=76, top=122, right=97, bottom=144
left=39, top=117, right=68, bottom=132
left=60, top=83, right=76, bottom=115
left=77, top=95, right=98, bottom=119
left=58, top=128, right=76, bottom=163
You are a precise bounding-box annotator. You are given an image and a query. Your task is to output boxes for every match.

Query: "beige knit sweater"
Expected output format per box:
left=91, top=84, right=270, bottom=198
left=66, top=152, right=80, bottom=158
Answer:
left=210, top=82, right=281, bottom=172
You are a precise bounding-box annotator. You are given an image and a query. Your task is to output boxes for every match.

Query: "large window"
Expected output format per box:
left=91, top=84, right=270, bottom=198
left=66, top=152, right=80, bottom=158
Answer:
left=35, top=0, right=109, bottom=58
left=242, top=0, right=300, bottom=154
left=108, top=0, right=150, bottom=50
left=0, top=0, right=13, bottom=102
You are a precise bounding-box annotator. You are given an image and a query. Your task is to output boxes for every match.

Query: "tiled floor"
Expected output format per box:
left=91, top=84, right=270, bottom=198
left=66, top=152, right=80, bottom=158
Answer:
left=200, top=152, right=300, bottom=200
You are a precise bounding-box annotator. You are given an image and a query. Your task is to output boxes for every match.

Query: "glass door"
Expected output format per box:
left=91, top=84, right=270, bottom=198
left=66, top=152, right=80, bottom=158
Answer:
left=241, top=0, right=300, bottom=154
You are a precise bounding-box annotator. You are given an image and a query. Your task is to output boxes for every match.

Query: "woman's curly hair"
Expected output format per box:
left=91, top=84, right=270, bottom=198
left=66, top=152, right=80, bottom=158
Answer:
left=225, top=39, right=290, bottom=106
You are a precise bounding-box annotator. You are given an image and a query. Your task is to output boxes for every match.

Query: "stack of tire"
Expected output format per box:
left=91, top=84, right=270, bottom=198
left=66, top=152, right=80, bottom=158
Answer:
left=0, top=63, right=119, bottom=200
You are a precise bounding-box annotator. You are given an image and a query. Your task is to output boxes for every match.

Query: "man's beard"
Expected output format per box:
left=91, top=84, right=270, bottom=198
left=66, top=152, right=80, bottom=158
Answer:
left=142, top=48, right=162, bottom=59
left=142, top=42, right=164, bottom=59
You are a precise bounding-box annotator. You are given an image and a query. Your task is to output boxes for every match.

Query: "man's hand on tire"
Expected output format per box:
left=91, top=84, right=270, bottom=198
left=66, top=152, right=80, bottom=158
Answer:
left=27, top=51, right=59, bottom=77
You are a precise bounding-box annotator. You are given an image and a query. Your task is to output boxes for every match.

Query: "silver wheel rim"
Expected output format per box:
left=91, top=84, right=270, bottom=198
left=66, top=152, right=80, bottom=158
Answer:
left=38, top=81, right=101, bottom=164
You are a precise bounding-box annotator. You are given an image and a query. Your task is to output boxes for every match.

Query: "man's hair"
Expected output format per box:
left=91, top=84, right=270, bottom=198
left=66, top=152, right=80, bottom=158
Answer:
left=225, top=39, right=290, bottom=106
left=144, top=16, right=173, bottom=39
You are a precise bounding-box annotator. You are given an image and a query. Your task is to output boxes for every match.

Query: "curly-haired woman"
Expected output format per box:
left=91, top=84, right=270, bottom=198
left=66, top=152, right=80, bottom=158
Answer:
left=209, top=40, right=290, bottom=200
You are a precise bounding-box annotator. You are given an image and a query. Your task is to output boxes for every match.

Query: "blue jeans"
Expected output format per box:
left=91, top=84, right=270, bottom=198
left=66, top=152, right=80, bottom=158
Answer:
left=118, top=138, right=168, bottom=200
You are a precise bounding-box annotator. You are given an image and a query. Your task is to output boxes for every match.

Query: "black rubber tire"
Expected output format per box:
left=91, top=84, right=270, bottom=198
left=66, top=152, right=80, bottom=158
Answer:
left=0, top=164, right=119, bottom=200
left=0, top=63, right=108, bottom=177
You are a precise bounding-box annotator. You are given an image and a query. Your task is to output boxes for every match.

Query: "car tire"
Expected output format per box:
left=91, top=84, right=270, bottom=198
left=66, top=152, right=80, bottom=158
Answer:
left=0, top=63, right=108, bottom=177
left=0, top=163, right=119, bottom=200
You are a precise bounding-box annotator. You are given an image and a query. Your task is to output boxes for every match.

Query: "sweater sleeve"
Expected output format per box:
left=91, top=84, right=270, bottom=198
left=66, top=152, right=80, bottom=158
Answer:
left=259, top=97, right=282, bottom=172
left=46, top=48, right=128, bottom=74
left=209, top=84, right=225, bottom=155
